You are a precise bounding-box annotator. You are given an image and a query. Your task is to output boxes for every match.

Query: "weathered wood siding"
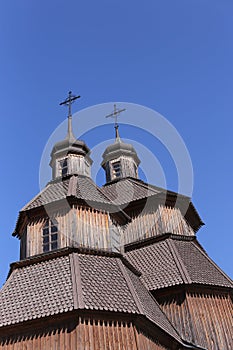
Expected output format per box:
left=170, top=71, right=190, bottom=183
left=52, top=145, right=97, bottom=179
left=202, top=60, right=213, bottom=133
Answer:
left=0, top=318, right=167, bottom=350
left=136, top=331, right=167, bottom=350
left=157, top=290, right=233, bottom=350
left=107, top=156, right=138, bottom=182
left=53, top=154, right=91, bottom=179
left=23, top=205, right=121, bottom=259
left=122, top=205, right=194, bottom=245
left=23, top=204, right=194, bottom=258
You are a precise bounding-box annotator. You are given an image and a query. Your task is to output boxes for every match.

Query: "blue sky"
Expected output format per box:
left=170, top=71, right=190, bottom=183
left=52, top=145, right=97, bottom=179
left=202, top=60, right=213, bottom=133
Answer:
left=0, top=0, right=233, bottom=287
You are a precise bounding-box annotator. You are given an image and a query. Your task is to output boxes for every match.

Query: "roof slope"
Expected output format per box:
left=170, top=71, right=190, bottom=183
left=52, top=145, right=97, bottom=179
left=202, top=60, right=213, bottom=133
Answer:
left=22, top=176, right=193, bottom=211
left=125, top=237, right=233, bottom=291
left=101, top=177, right=161, bottom=205
left=102, top=177, right=203, bottom=231
left=125, top=266, right=182, bottom=342
left=22, top=176, right=162, bottom=211
left=16, top=176, right=202, bottom=237
left=22, top=175, right=111, bottom=211
left=0, top=249, right=184, bottom=345
left=0, top=255, right=73, bottom=326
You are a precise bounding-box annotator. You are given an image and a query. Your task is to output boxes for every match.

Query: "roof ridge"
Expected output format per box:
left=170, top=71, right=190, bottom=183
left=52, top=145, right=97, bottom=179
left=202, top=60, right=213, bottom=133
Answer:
left=20, top=184, right=50, bottom=212
left=8, top=247, right=123, bottom=275
left=0, top=269, right=17, bottom=292
left=98, top=184, right=132, bottom=221
left=121, top=256, right=142, bottom=276
left=128, top=177, right=161, bottom=194
left=94, top=180, right=117, bottom=202
left=72, top=175, right=109, bottom=201
left=67, top=175, right=78, bottom=196
left=125, top=233, right=193, bottom=252
left=167, top=239, right=192, bottom=284
left=69, top=253, right=84, bottom=309
left=190, top=241, right=233, bottom=286
left=117, top=259, right=144, bottom=314
left=117, top=259, right=188, bottom=346
left=125, top=262, right=192, bottom=346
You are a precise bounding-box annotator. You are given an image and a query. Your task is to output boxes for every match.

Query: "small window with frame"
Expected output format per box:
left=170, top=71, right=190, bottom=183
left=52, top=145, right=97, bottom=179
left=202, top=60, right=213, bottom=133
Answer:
left=112, top=161, right=122, bottom=178
left=42, top=219, right=58, bottom=252
left=59, top=158, right=68, bottom=177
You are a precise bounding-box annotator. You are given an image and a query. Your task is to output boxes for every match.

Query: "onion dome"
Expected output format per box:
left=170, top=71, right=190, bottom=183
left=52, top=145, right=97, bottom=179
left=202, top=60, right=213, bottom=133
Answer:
left=50, top=92, right=92, bottom=180
left=102, top=126, right=140, bottom=183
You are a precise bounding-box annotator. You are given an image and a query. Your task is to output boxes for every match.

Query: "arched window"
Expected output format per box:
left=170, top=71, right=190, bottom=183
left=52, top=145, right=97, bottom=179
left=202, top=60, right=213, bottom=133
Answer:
left=42, top=219, right=58, bottom=252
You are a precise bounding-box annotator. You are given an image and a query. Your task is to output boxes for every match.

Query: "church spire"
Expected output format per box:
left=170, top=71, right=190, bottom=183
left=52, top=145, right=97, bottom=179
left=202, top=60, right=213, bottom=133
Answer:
left=105, top=104, right=126, bottom=141
left=59, top=91, right=80, bottom=142
left=50, top=91, right=92, bottom=180
left=102, top=105, right=140, bottom=183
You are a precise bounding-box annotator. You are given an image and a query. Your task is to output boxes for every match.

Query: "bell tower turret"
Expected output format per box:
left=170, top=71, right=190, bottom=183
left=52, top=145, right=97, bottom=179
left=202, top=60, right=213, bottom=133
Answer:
left=50, top=91, right=93, bottom=180
left=102, top=105, right=140, bottom=183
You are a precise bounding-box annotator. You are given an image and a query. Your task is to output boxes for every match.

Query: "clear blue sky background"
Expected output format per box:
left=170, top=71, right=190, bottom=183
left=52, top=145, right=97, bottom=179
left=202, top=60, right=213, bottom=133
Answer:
left=0, top=0, right=233, bottom=287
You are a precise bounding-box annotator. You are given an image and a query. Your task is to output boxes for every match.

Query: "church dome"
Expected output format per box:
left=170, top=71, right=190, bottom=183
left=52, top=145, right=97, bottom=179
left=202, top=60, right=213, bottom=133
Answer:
left=51, top=136, right=90, bottom=159
left=102, top=133, right=140, bottom=183
left=49, top=92, right=92, bottom=180
left=102, top=138, right=140, bottom=165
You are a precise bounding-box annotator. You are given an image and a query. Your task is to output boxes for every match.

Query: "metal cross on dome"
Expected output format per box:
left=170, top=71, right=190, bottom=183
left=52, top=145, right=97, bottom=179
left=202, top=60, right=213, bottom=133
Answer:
left=59, top=91, right=81, bottom=117
left=105, top=104, right=126, bottom=138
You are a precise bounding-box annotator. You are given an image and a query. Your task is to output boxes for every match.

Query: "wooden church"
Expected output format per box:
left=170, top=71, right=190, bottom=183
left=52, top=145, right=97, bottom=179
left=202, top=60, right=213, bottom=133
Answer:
left=0, top=94, right=232, bottom=349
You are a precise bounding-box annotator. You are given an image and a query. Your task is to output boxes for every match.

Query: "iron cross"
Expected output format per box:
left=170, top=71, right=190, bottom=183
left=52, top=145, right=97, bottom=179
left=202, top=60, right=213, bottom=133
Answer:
left=59, top=91, right=81, bottom=117
left=105, top=104, right=126, bottom=129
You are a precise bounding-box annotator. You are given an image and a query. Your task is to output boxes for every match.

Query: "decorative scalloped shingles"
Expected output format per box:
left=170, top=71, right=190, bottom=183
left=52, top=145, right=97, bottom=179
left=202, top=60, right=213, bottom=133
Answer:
left=126, top=240, right=184, bottom=290
left=0, top=256, right=73, bottom=326
left=126, top=238, right=233, bottom=291
left=126, top=266, right=181, bottom=343
left=173, top=240, right=233, bottom=288
left=78, top=254, right=140, bottom=313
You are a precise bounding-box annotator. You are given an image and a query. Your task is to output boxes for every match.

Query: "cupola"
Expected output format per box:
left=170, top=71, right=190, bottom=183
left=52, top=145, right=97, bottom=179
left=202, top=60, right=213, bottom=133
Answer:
left=50, top=92, right=93, bottom=180
left=102, top=105, right=140, bottom=183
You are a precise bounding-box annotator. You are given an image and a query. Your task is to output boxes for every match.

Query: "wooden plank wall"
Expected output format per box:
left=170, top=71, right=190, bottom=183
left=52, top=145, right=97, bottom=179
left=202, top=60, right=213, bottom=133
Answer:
left=186, top=291, right=233, bottom=350
left=0, top=318, right=167, bottom=350
left=24, top=204, right=194, bottom=258
left=122, top=205, right=194, bottom=245
left=109, top=156, right=137, bottom=181
left=25, top=206, right=120, bottom=258
left=136, top=331, right=167, bottom=350
left=156, top=292, right=193, bottom=343
left=158, top=291, right=233, bottom=350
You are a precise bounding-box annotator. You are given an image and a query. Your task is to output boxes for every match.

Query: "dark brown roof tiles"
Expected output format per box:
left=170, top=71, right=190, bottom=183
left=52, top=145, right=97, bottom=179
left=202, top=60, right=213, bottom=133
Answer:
left=0, top=256, right=73, bottom=326
left=0, top=249, right=185, bottom=346
left=125, top=238, right=233, bottom=290
left=126, top=240, right=183, bottom=290
left=101, top=178, right=161, bottom=205
left=125, top=266, right=182, bottom=342
left=22, top=177, right=164, bottom=212
left=79, top=254, right=139, bottom=314
left=172, top=239, right=233, bottom=288
left=23, top=176, right=110, bottom=211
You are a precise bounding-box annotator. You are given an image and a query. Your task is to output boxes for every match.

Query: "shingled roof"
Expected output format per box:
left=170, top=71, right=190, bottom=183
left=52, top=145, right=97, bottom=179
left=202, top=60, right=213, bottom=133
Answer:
left=101, top=177, right=161, bottom=205
left=22, top=175, right=111, bottom=211
left=125, top=237, right=233, bottom=291
left=21, top=176, right=167, bottom=211
left=17, top=175, right=203, bottom=235
left=102, top=178, right=203, bottom=231
left=0, top=248, right=187, bottom=345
